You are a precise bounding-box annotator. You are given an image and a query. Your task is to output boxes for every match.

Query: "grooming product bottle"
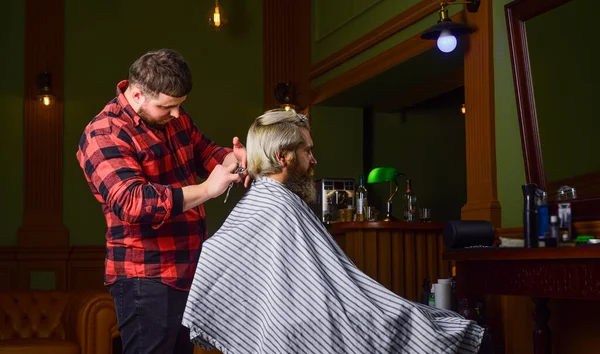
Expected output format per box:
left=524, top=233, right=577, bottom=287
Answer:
left=556, top=185, right=575, bottom=242
left=428, top=284, right=436, bottom=307
left=558, top=203, right=573, bottom=242
left=403, top=179, right=418, bottom=222
left=546, top=215, right=559, bottom=247
left=522, top=183, right=539, bottom=248
left=536, top=191, right=549, bottom=242
left=355, top=175, right=368, bottom=221
left=435, top=279, right=452, bottom=310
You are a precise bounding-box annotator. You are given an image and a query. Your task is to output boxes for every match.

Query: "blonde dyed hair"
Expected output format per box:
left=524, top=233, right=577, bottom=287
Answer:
left=246, top=109, right=310, bottom=178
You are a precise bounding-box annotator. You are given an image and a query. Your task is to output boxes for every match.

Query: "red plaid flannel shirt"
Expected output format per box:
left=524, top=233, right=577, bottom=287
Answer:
left=76, top=81, right=232, bottom=290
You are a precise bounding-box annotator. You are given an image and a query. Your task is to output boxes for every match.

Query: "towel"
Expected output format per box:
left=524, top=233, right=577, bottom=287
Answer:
left=183, top=177, right=484, bottom=353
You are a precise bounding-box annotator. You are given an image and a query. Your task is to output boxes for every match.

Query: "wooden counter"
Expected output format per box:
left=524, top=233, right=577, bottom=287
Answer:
left=444, top=246, right=600, bottom=354
left=329, top=221, right=449, bottom=302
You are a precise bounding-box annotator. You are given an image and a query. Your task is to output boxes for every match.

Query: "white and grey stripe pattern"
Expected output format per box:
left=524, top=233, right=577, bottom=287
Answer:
left=183, top=177, right=484, bottom=353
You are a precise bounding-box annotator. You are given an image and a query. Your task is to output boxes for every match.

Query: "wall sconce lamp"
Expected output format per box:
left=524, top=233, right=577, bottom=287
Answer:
left=208, top=0, right=227, bottom=31
left=367, top=167, right=405, bottom=221
left=274, top=82, right=296, bottom=111
left=461, top=103, right=466, bottom=114
left=37, top=71, right=55, bottom=106
left=421, top=0, right=480, bottom=53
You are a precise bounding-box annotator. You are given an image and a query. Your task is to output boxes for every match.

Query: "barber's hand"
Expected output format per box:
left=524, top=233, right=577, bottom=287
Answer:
left=204, top=162, right=243, bottom=199
left=232, top=136, right=251, bottom=188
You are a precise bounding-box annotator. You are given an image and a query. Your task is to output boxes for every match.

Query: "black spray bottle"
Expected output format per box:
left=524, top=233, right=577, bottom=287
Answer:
left=522, top=183, right=539, bottom=248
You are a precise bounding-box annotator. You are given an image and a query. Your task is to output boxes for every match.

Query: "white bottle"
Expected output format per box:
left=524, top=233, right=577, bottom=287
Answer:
left=435, top=279, right=452, bottom=310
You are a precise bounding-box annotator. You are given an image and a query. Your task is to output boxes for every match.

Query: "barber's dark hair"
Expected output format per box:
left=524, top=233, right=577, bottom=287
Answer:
left=128, top=48, right=192, bottom=98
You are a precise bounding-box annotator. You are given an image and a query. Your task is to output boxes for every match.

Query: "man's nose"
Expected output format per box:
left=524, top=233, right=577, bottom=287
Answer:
left=311, top=156, right=317, bottom=165
left=171, top=108, right=180, bottom=118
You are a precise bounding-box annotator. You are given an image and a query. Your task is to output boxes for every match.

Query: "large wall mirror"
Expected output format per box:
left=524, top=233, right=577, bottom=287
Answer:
left=506, top=0, right=599, bottom=221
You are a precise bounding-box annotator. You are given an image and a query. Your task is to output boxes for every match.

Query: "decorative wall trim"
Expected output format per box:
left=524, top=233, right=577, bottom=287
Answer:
left=0, top=247, right=18, bottom=291
left=0, top=246, right=106, bottom=291
left=573, top=221, right=600, bottom=236
left=68, top=246, right=107, bottom=291
left=310, top=0, right=441, bottom=79
left=547, top=170, right=600, bottom=201
left=19, top=0, right=68, bottom=248
left=263, top=0, right=311, bottom=111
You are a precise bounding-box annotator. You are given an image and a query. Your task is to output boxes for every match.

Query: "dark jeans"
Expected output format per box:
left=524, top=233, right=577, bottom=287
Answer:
left=108, top=278, right=195, bottom=354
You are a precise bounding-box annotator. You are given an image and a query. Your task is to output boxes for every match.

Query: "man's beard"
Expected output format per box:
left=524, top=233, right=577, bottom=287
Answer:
left=138, top=106, right=172, bottom=128
left=287, top=164, right=316, bottom=204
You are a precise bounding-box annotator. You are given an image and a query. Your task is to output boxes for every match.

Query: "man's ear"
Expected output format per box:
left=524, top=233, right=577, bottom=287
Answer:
left=276, top=151, right=289, bottom=167
left=130, top=86, right=146, bottom=105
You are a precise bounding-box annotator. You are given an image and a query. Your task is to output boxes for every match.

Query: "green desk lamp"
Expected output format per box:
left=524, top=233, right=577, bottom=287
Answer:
left=367, top=167, right=404, bottom=221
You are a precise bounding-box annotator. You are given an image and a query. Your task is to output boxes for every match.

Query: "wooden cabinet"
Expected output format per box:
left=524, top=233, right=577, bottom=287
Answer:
left=329, top=221, right=450, bottom=301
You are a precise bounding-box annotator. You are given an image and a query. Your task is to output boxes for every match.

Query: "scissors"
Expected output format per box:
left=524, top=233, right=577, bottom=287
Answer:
left=224, top=166, right=246, bottom=203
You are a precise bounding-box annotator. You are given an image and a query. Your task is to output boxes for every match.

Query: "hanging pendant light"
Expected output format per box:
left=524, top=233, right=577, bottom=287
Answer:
left=274, top=82, right=297, bottom=111
left=208, top=0, right=227, bottom=31
left=421, top=0, right=480, bottom=53
left=37, top=71, right=55, bottom=106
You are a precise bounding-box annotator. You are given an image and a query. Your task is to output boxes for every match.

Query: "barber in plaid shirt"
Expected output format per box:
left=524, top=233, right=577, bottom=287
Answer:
left=76, top=49, right=249, bottom=354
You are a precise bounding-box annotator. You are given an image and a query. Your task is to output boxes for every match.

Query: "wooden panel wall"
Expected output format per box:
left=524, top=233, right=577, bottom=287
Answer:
left=0, top=246, right=106, bottom=292
left=19, top=0, right=68, bottom=248
left=263, top=0, right=311, bottom=111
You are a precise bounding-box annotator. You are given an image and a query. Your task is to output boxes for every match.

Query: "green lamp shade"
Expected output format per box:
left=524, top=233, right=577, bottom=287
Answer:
left=367, top=167, right=398, bottom=184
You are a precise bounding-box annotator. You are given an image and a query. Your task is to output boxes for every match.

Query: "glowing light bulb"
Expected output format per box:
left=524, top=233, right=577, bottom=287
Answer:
left=281, top=103, right=296, bottom=111
left=213, top=6, right=221, bottom=27
left=208, top=1, right=226, bottom=30
left=437, top=29, right=457, bottom=53
left=42, top=96, right=51, bottom=106
left=461, top=103, right=466, bottom=115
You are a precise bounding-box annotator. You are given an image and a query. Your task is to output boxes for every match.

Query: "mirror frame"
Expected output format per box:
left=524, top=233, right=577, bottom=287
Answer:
left=505, top=0, right=599, bottom=221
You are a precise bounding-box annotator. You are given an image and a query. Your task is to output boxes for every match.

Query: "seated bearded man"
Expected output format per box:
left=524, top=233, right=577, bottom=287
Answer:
left=182, top=109, right=484, bottom=354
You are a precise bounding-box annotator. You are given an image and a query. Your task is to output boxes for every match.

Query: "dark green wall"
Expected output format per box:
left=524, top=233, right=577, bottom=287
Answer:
left=312, top=0, right=420, bottom=63
left=528, top=0, right=597, bottom=182
left=63, top=0, right=263, bottom=244
left=0, top=0, right=24, bottom=246
left=310, top=105, right=364, bottom=181
left=369, top=89, right=466, bottom=222
left=493, top=0, right=526, bottom=227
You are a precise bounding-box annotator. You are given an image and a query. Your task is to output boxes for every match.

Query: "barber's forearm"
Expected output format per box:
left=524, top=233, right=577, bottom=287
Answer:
left=181, top=184, right=211, bottom=212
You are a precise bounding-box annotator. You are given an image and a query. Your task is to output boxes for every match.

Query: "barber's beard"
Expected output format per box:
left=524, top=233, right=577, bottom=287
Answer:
left=138, top=106, right=172, bottom=128
left=287, top=165, right=317, bottom=204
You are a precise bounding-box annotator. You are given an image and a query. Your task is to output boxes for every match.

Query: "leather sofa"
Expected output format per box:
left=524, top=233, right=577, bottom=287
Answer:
left=0, top=291, right=118, bottom=354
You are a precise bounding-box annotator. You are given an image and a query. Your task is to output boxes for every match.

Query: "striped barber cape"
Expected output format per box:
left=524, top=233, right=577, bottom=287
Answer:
left=183, top=177, right=484, bottom=354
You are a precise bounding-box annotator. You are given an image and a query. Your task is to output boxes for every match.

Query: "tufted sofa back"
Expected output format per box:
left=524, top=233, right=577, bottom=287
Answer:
left=0, top=291, right=72, bottom=340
